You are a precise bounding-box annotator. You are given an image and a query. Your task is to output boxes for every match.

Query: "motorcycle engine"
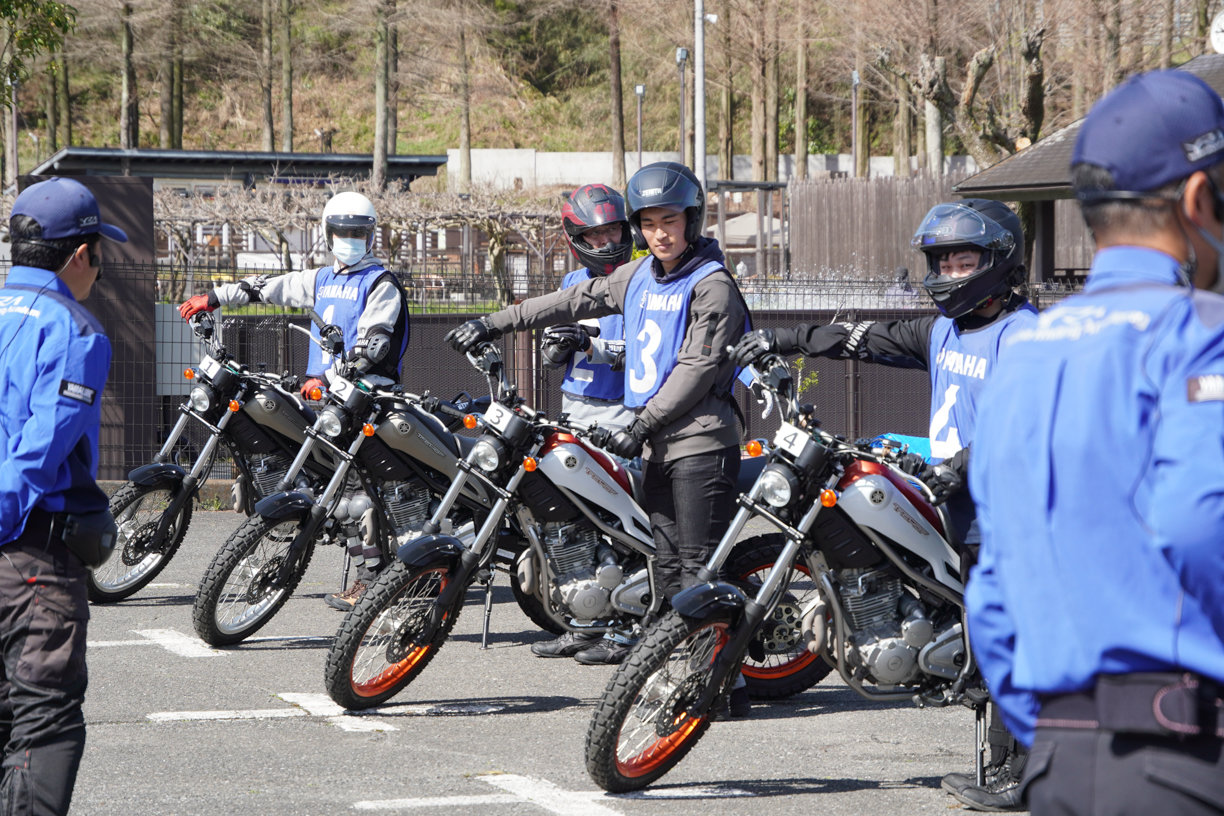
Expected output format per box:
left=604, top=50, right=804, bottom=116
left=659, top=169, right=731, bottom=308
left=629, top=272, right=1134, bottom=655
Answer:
left=543, top=522, right=622, bottom=622
left=249, top=453, right=294, bottom=499
left=838, top=566, right=943, bottom=687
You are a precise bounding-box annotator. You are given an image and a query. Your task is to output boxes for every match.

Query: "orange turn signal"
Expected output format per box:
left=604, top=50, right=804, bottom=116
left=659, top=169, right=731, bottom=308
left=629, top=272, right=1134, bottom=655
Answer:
left=308, top=386, right=324, bottom=401
left=184, top=368, right=195, bottom=380
left=363, top=423, right=375, bottom=437
left=228, top=400, right=240, bottom=412
left=745, top=440, right=764, bottom=457
left=463, top=414, right=478, bottom=430
left=820, top=489, right=839, bottom=507
left=523, top=457, right=538, bottom=472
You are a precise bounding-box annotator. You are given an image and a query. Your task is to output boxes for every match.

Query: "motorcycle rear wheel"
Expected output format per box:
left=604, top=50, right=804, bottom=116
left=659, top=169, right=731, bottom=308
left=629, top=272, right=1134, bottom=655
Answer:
left=192, top=515, right=315, bottom=646
left=323, top=560, right=463, bottom=710
left=509, top=573, right=566, bottom=635
left=725, top=533, right=832, bottom=699
left=89, top=482, right=194, bottom=603
left=585, top=611, right=729, bottom=792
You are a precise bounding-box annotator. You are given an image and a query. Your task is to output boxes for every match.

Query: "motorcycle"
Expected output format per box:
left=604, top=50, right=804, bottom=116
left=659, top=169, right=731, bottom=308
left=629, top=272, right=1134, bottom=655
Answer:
left=322, top=341, right=815, bottom=711
left=191, top=317, right=497, bottom=646
left=584, top=354, right=988, bottom=792
left=92, top=312, right=323, bottom=603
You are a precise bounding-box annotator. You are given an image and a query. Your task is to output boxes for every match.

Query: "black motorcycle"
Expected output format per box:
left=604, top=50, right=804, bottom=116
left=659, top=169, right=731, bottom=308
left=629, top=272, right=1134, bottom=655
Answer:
left=92, top=313, right=322, bottom=603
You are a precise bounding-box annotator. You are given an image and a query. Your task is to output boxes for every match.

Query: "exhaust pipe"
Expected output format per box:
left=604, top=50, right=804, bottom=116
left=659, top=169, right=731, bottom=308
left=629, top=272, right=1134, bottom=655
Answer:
left=800, top=594, right=829, bottom=655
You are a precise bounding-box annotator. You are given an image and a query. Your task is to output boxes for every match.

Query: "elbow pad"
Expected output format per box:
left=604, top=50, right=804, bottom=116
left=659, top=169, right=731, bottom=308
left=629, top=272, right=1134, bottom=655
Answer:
left=352, top=332, right=392, bottom=372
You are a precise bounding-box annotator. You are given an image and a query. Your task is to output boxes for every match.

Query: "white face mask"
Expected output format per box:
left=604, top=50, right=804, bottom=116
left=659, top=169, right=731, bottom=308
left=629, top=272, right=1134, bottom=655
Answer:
left=332, top=236, right=368, bottom=267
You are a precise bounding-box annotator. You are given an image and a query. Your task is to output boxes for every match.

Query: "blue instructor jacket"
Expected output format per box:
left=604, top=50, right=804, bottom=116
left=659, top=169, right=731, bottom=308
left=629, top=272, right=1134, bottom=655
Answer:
left=968, top=246, right=1224, bottom=745
left=0, top=266, right=111, bottom=545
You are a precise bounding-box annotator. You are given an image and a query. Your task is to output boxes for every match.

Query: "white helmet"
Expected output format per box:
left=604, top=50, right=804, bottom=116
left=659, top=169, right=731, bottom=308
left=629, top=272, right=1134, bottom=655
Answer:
left=322, top=191, right=377, bottom=253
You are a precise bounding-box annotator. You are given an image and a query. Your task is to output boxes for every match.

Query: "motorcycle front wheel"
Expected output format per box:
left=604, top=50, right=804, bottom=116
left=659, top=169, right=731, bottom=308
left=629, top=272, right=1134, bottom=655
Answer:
left=89, top=482, right=194, bottom=603
left=585, top=610, right=731, bottom=792
left=323, top=560, right=464, bottom=710
left=191, top=515, right=315, bottom=646
left=724, top=533, right=832, bottom=699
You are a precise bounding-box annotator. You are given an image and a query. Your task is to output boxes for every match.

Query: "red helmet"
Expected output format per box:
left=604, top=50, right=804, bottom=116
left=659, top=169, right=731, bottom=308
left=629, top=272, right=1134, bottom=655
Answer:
left=561, top=183, right=633, bottom=275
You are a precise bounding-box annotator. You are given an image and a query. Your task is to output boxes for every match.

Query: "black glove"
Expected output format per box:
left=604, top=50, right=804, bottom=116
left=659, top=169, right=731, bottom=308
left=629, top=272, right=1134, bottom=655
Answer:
left=918, top=446, right=969, bottom=505
left=445, top=316, right=501, bottom=354
left=606, top=419, right=649, bottom=459
left=729, top=329, right=777, bottom=368
left=540, top=323, right=591, bottom=367
left=895, top=452, right=927, bottom=476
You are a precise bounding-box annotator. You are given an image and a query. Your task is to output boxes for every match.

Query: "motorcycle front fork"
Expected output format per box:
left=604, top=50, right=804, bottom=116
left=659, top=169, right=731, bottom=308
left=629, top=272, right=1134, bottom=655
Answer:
left=151, top=407, right=237, bottom=546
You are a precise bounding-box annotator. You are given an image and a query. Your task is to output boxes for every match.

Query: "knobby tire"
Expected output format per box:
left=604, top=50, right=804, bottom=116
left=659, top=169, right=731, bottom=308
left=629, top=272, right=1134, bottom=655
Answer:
left=89, top=482, right=194, bottom=603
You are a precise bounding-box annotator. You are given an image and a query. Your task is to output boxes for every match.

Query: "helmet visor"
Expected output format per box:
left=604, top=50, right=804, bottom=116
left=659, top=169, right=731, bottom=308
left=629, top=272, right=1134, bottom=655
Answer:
left=910, top=203, right=1016, bottom=255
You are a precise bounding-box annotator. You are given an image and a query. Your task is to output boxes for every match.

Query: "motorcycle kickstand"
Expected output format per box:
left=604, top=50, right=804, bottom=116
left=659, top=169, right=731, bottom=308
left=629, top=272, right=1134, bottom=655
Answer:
left=974, top=703, right=988, bottom=787
left=479, top=573, right=495, bottom=650
left=339, top=551, right=351, bottom=594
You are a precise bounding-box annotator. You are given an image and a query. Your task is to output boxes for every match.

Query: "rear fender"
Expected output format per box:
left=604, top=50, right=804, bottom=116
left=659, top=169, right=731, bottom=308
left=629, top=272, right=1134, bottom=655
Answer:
left=671, top=580, right=748, bottom=625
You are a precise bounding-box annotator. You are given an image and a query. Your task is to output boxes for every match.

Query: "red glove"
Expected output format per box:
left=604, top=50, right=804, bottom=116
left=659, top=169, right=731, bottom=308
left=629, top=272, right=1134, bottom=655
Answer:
left=300, top=377, right=326, bottom=400
left=179, top=293, right=216, bottom=320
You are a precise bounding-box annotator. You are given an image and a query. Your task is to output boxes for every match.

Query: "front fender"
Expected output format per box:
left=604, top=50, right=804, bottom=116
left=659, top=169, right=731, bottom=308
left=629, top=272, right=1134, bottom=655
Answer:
left=127, top=463, right=186, bottom=490
left=671, top=580, right=748, bottom=625
left=397, top=534, right=464, bottom=570
left=253, top=491, right=315, bottom=521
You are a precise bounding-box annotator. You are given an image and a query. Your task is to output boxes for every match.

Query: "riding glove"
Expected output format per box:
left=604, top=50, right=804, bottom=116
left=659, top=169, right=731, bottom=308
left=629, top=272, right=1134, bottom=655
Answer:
left=541, top=324, right=591, bottom=367
left=729, top=329, right=778, bottom=368
left=919, top=446, right=969, bottom=505
left=606, top=419, right=649, bottom=459
left=179, top=292, right=218, bottom=320
left=445, top=316, right=501, bottom=354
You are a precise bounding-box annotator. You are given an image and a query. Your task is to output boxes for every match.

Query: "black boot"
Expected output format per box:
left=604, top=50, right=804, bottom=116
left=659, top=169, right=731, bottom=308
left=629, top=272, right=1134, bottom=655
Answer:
left=530, top=630, right=600, bottom=658
left=945, top=744, right=1028, bottom=813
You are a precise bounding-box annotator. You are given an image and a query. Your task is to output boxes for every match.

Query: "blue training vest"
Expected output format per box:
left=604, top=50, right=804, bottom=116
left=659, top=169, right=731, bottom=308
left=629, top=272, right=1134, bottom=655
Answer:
left=926, top=304, right=1037, bottom=460
left=559, top=268, right=624, bottom=401
left=307, top=264, right=402, bottom=376
left=623, top=257, right=725, bottom=408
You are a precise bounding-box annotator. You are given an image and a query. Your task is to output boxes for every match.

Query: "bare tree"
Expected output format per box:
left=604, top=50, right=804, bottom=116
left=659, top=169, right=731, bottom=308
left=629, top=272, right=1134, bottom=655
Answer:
left=373, top=0, right=391, bottom=190
left=120, top=1, right=138, bottom=148
left=609, top=0, right=626, bottom=187
left=281, top=0, right=294, bottom=151
left=260, top=0, right=275, bottom=150
left=793, top=3, right=808, bottom=182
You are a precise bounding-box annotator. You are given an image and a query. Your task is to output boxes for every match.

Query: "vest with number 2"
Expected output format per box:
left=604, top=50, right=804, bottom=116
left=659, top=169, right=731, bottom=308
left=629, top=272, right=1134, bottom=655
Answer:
left=623, top=257, right=725, bottom=408
left=926, top=304, right=1037, bottom=461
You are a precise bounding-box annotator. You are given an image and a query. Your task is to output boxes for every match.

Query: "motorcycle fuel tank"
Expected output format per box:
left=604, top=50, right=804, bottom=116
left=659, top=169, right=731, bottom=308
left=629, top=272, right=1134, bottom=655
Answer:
left=375, top=403, right=462, bottom=479
left=536, top=436, right=651, bottom=542
left=242, top=386, right=314, bottom=442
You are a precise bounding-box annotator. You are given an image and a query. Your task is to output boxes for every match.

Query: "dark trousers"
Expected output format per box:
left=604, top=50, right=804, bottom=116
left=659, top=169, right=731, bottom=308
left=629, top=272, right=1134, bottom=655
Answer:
left=0, top=511, right=90, bottom=816
left=642, top=447, right=739, bottom=601
left=1024, top=727, right=1224, bottom=815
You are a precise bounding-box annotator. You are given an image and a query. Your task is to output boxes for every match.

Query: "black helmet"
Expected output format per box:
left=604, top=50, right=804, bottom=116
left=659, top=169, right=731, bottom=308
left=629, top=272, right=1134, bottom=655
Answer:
left=624, top=161, right=706, bottom=250
left=561, top=183, right=633, bottom=275
left=912, top=198, right=1025, bottom=319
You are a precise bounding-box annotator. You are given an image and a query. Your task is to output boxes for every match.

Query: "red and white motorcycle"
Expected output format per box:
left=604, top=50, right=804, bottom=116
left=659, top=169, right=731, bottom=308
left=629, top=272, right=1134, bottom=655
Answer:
left=584, top=353, right=989, bottom=792
left=322, top=342, right=818, bottom=710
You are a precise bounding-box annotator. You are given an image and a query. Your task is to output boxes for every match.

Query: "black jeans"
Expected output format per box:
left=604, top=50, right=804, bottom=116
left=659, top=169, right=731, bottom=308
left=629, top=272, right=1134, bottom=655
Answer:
left=642, top=447, right=740, bottom=601
left=0, top=511, right=90, bottom=816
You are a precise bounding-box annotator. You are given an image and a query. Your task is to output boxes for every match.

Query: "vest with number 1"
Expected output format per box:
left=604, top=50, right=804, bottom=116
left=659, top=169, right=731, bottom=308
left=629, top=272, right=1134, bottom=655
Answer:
left=623, top=257, right=725, bottom=408
left=926, top=303, right=1037, bottom=461
left=307, top=264, right=391, bottom=376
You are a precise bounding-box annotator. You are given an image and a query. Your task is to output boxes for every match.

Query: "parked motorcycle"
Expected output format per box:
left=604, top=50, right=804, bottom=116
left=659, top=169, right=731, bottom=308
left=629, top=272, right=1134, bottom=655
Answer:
left=322, top=341, right=814, bottom=711
left=191, top=317, right=496, bottom=646
left=92, top=312, right=324, bottom=603
left=584, top=354, right=987, bottom=792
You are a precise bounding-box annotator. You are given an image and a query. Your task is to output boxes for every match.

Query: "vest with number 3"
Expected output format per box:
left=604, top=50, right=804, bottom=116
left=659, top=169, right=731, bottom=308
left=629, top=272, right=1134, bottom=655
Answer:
left=307, top=264, right=387, bottom=376
left=926, top=304, right=1037, bottom=461
left=623, top=257, right=724, bottom=408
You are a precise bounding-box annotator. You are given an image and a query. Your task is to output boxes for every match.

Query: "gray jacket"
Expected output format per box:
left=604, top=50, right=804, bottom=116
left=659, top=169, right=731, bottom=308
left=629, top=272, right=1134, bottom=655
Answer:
left=487, top=240, right=747, bottom=462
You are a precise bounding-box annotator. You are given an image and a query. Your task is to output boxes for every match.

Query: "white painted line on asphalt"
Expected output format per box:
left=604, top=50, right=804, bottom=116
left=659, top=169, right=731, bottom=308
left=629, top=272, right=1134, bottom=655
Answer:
left=242, top=634, right=330, bottom=644
left=278, top=692, right=398, bottom=732
left=134, top=628, right=222, bottom=657
left=146, top=582, right=190, bottom=588
left=353, top=794, right=521, bottom=810
left=148, top=708, right=306, bottom=723
left=478, top=774, right=624, bottom=816
left=607, top=785, right=755, bottom=799
left=86, top=639, right=150, bottom=648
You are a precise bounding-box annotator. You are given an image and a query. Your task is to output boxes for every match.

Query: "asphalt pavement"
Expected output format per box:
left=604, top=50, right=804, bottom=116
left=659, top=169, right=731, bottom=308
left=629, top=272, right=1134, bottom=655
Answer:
left=74, top=509, right=993, bottom=816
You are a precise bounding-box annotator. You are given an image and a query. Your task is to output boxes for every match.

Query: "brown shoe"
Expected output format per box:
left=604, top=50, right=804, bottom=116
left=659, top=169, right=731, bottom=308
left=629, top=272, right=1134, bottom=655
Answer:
left=325, top=580, right=367, bottom=612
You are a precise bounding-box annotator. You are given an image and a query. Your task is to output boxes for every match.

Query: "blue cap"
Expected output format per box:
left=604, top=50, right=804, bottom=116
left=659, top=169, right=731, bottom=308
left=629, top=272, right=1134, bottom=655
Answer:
left=1072, top=70, right=1224, bottom=194
left=9, top=177, right=128, bottom=242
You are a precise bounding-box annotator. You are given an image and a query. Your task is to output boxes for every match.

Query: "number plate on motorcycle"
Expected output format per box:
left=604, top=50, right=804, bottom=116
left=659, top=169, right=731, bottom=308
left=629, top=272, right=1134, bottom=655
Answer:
left=773, top=422, right=810, bottom=457
left=483, top=402, right=514, bottom=433
left=330, top=377, right=354, bottom=399
left=199, top=356, right=221, bottom=379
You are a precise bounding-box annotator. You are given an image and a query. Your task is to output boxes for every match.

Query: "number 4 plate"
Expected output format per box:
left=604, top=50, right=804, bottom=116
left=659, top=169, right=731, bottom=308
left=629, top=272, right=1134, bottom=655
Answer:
left=773, top=422, right=810, bottom=457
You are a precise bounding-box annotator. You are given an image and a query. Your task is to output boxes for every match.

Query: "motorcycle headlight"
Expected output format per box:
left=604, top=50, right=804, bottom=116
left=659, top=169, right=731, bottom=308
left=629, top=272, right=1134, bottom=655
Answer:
left=317, top=408, right=346, bottom=438
left=188, top=385, right=213, bottom=413
left=758, top=465, right=799, bottom=508
left=471, top=439, right=503, bottom=472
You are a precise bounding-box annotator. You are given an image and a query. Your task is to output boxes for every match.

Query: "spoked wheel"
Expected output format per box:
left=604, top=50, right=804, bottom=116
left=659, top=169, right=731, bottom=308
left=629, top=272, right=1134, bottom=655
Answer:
left=725, top=533, right=831, bottom=699
left=192, top=515, right=314, bottom=646
left=89, top=482, right=194, bottom=603
left=585, top=611, right=732, bottom=792
left=510, top=572, right=565, bottom=635
left=323, top=560, right=464, bottom=710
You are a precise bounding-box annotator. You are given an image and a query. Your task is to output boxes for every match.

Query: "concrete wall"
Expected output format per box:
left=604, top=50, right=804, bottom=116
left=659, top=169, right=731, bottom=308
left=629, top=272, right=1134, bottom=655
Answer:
left=445, top=149, right=979, bottom=190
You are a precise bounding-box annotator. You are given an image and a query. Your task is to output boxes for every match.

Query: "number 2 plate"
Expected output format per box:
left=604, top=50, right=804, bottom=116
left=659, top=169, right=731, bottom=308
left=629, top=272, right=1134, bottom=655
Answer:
left=772, top=422, right=810, bottom=457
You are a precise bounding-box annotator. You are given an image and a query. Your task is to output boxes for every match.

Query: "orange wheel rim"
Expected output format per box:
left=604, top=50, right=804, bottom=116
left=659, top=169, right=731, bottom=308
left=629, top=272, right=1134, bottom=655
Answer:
left=349, top=570, right=448, bottom=699
left=615, top=714, right=706, bottom=777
